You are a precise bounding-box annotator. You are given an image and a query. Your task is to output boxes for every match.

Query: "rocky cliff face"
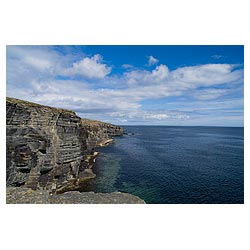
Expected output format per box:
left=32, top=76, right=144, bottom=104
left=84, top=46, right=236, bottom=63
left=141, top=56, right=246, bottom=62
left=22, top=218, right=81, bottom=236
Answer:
left=81, top=118, right=123, bottom=150
left=6, top=97, right=123, bottom=193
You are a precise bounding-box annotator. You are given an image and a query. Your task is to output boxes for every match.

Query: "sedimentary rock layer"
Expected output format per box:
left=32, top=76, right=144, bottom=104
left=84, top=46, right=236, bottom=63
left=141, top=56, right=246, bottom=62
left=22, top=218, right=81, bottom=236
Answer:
left=6, top=97, right=123, bottom=193
left=6, top=187, right=145, bottom=204
left=81, top=118, right=123, bottom=150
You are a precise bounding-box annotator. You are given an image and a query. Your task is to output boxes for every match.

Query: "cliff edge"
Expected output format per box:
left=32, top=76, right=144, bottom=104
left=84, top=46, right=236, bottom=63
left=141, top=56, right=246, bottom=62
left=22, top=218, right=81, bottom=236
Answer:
left=6, top=97, right=126, bottom=197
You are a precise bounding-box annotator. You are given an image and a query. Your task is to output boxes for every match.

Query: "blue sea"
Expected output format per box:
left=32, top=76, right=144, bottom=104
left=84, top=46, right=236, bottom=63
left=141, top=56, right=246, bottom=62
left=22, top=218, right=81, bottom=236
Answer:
left=82, top=126, right=244, bottom=204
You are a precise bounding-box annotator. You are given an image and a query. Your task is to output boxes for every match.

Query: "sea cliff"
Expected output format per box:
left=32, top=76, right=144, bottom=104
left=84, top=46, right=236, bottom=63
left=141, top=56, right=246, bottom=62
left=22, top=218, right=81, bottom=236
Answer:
left=6, top=97, right=144, bottom=203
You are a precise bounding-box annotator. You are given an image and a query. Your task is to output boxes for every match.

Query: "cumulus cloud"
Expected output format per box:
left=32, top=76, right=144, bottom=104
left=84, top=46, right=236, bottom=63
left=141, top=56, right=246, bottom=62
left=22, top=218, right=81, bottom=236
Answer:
left=62, top=54, right=111, bottom=79
left=125, top=64, right=169, bottom=85
left=149, top=64, right=169, bottom=81
left=148, top=55, right=159, bottom=66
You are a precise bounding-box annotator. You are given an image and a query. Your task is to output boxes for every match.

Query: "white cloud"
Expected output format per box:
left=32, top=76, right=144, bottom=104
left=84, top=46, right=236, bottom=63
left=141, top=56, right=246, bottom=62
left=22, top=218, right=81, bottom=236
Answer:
left=62, top=54, right=111, bottom=79
left=148, top=55, right=159, bottom=66
left=16, top=79, right=141, bottom=116
left=30, top=79, right=90, bottom=96
left=7, top=46, right=65, bottom=73
left=7, top=46, right=70, bottom=86
left=109, top=110, right=190, bottom=124
left=148, top=64, right=169, bottom=81
left=122, top=64, right=134, bottom=69
left=123, top=63, right=243, bottom=101
left=170, top=64, right=242, bottom=87
left=24, top=56, right=53, bottom=71
left=143, top=113, right=169, bottom=120
left=125, top=63, right=242, bottom=89
left=125, top=64, right=169, bottom=85
left=212, top=54, right=224, bottom=59
left=191, top=88, right=229, bottom=100
left=6, top=46, right=244, bottom=126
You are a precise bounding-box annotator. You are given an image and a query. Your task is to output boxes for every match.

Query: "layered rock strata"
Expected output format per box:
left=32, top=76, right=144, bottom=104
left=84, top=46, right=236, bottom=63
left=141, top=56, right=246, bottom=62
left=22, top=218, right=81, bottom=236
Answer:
left=6, top=97, right=123, bottom=194
left=81, top=118, right=123, bottom=150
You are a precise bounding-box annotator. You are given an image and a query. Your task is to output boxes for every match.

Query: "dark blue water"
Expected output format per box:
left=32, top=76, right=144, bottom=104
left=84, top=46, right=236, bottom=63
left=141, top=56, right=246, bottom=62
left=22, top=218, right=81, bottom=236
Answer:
left=82, top=126, right=244, bottom=204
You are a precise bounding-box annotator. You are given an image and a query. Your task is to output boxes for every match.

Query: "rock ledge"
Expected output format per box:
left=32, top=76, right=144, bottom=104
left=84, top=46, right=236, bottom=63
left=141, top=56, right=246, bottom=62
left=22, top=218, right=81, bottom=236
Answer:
left=6, top=187, right=145, bottom=204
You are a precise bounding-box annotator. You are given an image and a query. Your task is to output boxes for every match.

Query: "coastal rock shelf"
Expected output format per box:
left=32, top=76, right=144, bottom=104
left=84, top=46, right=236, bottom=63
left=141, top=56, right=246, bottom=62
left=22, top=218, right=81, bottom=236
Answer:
left=6, top=187, right=145, bottom=204
left=6, top=97, right=124, bottom=195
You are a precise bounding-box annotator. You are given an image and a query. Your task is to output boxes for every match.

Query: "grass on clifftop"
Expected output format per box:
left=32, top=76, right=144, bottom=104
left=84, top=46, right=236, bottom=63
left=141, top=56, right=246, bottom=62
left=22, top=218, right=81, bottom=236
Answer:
left=81, top=118, right=116, bottom=127
left=6, top=97, right=76, bottom=116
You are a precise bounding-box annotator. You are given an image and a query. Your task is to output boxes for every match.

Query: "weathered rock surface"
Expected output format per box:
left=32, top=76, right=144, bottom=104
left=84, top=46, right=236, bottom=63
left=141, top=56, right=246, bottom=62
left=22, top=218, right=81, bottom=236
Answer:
left=81, top=118, right=123, bottom=151
left=6, top=97, right=123, bottom=193
left=6, top=187, right=145, bottom=204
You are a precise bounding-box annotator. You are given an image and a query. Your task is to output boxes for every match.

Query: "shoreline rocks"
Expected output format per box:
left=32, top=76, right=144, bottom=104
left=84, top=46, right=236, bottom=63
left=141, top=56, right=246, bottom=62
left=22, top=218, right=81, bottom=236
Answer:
left=97, top=138, right=114, bottom=147
left=6, top=187, right=146, bottom=204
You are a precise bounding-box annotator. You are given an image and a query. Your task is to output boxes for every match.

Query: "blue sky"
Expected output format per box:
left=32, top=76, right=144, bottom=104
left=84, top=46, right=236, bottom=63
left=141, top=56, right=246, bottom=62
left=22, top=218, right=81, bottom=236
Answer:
left=6, top=45, right=244, bottom=126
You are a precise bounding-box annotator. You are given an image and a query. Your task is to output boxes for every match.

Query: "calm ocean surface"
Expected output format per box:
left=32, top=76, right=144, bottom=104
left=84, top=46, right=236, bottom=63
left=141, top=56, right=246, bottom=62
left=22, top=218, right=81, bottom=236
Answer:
left=82, top=126, right=244, bottom=204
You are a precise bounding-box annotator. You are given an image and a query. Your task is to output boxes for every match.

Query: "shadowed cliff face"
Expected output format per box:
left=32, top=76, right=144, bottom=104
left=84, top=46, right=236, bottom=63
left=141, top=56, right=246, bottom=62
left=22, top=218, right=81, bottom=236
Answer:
left=6, top=97, right=123, bottom=193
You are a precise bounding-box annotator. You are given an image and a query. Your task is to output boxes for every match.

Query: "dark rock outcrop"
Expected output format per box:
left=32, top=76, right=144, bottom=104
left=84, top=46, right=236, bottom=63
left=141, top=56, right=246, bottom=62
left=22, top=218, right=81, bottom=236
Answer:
left=6, top=187, right=145, bottom=204
left=6, top=97, right=123, bottom=193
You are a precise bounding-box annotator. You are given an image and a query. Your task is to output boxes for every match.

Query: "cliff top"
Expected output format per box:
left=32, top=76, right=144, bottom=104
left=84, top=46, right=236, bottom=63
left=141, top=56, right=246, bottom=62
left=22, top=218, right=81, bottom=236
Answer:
left=7, top=97, right=76, bottom=116
left=7, top=97, right=122, bottom=129
left=81, top=118, right=116, bottom=127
